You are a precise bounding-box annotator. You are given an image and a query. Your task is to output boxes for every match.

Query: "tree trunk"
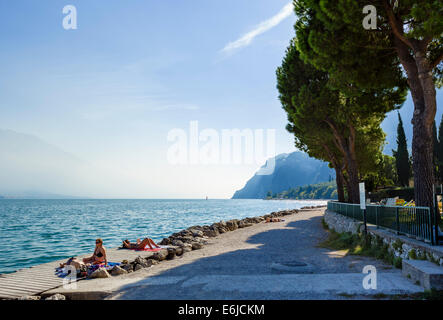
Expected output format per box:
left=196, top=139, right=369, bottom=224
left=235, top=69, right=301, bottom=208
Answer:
left=385, top=4, right=438, bottom=209
left=334, top=167, right=345, bottom=202
left=344, top=152, right=360, bottom=204
left=413, top=49, right=437, bottom=209
left=411, top=121, right=435, bottom=209
left=325, top=119, right=360, bottom=204
left=392, top=36, right=437, bottom=209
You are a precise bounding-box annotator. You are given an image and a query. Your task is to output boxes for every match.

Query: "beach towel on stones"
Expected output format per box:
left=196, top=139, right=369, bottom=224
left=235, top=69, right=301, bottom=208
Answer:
left=125, top=247, right=162, bottom=252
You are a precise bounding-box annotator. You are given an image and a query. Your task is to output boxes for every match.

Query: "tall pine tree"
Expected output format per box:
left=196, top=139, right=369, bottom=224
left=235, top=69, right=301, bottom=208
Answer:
left=393, top=112, right=411, bottom=187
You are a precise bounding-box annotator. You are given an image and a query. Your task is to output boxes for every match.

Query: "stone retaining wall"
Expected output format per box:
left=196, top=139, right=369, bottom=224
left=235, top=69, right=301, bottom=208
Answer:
left=324, top=209, right=443, bottom=267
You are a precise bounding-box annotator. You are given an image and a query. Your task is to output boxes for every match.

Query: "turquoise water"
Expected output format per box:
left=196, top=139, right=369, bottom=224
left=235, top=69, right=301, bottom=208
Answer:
left=0, top=199, right=326, bottom=274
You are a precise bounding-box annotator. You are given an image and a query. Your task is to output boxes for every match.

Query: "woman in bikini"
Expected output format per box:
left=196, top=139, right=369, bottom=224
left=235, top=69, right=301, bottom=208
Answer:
left=122, top=238, right=160, bottom=250
left=83, top=238, right=107, bottom=265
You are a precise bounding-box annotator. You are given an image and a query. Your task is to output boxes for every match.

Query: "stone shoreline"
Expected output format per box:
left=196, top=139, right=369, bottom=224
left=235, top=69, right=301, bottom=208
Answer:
left=96, top=205, right=327, bottom=278
left=18, top=204, right=327, bottom=300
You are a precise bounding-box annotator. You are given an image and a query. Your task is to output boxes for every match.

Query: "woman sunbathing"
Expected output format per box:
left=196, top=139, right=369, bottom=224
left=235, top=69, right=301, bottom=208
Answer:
left=122, top=238, right=160, bottom=250
left=83, top=238, right=107, bottom=265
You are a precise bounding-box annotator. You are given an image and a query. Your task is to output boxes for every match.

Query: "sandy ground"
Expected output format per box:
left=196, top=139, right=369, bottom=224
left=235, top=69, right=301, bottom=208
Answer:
left=44, top=208, right=423, bottom=299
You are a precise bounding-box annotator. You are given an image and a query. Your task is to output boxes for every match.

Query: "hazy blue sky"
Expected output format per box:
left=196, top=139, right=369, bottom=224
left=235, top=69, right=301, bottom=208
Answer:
left=0, top=1, right=441, bottom=198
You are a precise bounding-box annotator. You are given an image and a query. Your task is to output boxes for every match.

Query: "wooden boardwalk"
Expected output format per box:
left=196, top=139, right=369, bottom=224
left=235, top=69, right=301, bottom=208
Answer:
left=0, top=248, right=160, bottom=299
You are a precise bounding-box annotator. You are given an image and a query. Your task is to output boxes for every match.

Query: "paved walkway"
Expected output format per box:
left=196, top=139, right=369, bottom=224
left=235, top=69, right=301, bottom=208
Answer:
left=106, top=209, right=423, bottom=300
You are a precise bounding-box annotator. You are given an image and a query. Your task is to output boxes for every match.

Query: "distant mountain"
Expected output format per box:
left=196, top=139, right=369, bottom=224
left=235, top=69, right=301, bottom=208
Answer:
left=0, top=191, right=87, bottom=199
left=232, top=152, right=334, bottom=199
left=0, top=129, right=93, bottom=197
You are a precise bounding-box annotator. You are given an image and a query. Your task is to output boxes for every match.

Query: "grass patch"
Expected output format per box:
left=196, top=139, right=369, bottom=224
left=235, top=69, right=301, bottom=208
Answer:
left=321, top=218, right=329, bottom=230
left=319, top=229, right=399, bottom=268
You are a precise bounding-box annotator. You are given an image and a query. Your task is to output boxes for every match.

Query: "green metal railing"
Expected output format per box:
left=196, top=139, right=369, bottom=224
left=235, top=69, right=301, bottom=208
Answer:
left=327, top=201, right=433, bottom=243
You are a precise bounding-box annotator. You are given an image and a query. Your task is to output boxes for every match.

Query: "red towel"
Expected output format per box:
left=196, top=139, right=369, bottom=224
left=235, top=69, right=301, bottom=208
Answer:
left=134, top=247, right=162, bottom=252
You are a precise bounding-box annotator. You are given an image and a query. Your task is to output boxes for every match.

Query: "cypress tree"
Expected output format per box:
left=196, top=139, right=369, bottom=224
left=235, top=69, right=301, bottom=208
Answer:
left=437, top=115, right=443, bottom=184
left=433, top=121, right=439, bottom=182
left=393, top=113, right=411, bottom=187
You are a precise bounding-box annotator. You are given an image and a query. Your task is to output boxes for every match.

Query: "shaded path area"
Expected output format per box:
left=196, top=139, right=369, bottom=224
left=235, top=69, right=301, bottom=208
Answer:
left=109, top=209, right=422, bottom=300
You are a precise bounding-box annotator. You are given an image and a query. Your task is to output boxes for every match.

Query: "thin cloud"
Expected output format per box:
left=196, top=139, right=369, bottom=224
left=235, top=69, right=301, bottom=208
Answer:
left=221, top=2, right=294, bottom=55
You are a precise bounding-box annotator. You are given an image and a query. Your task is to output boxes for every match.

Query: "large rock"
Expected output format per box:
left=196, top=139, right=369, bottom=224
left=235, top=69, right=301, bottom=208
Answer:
left=45, top=294, right=66, bottom=300
left=203, top=228, right=219, bottom=237
left=151, top=249, right=168, bottom=261
left=134, top=264, right=143, bottom=271
left=175, top=246, right=184, bottom=256
left=172, top=239, right=184, bottom=247
left=110, top=265, right=128, bottom=276
left=191, top=242, right=203, bottom=250
left=226, top=220, right=238, bottom=231
left=121, top=264, right=133, bottom=273
left=166, top=248, right=177, bottom=260
left=159, top=238, right=171, bottom=245
left=213, top=221, right=228, bottom=233
left=135, top=256, right=151, bottom=268
left=146, top=258, right=159, bottom=265
left=88, top=267, right=111, bottom=279
left=190, top=229, right=204, bottom=238
left=182, top=243, right=193, bottom=253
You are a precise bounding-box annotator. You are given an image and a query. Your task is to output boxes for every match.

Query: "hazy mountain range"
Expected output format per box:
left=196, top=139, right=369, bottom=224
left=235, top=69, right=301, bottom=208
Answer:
left=232, top=152, right=334, bottom=199
left=0, top=129, right=104, bottom=198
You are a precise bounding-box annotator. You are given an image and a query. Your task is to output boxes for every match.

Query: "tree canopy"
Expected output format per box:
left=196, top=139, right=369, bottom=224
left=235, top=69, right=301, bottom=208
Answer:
left=277, top=39, right=401, bottom=203
left=293, top=0, right=442, bottom=208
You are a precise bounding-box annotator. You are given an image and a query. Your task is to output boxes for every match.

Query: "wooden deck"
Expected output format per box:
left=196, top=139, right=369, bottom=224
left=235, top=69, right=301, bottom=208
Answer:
left=0, top=248, right=160, bottom=299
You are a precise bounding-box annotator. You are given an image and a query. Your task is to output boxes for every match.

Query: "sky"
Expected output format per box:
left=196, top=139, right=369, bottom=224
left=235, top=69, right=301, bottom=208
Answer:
left=0, top=1, right=441, bottom=198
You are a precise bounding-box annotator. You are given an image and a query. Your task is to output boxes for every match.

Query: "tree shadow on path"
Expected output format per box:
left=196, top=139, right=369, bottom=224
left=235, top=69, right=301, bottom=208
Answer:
left=113, top=214, right=393, bottom=299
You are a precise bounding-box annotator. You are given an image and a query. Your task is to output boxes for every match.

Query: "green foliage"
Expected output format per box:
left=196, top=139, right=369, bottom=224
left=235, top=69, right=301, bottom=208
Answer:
left=369, top=187, right=415, bottom=202
left=320, top=230, right=398, bottom=267
left=294, top=0, right=409, bottom=96
left=293, top=0, right=442, bottom=208
left=393, top=113, right=411, bottom=187
left=267, top=181, right=338, bottom=200
left=363, top=154, right=398, bottom=192
left=409, top=249, right=417, bottom=260
left=277, top=39, right=401, bottom=203
left=393, top=257, right=403, bottom=269
left=392, top=239, right=404, bottom=254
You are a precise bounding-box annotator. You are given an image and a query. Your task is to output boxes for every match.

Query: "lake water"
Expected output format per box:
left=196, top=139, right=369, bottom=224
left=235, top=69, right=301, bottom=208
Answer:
left=0, top=199, right=326, bottom=274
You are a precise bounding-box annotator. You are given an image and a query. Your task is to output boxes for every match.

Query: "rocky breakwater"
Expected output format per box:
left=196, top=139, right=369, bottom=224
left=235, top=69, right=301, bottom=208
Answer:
left=13, top=205, right=326, bottom=300
left=90, top=206, right=325, bottom=279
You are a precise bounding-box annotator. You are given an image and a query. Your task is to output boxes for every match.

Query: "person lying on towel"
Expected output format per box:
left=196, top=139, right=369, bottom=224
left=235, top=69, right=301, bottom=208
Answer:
left=122, top=238, right=160, bottom=250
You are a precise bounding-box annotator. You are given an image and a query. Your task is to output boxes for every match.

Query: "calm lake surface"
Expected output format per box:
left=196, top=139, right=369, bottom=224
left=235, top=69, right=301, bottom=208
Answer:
left=0, top=199, right=326, bottom=274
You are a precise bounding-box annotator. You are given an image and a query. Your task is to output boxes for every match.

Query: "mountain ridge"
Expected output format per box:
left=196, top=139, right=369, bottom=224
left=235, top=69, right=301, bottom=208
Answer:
left=232, top=151, right=334, bottom=199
